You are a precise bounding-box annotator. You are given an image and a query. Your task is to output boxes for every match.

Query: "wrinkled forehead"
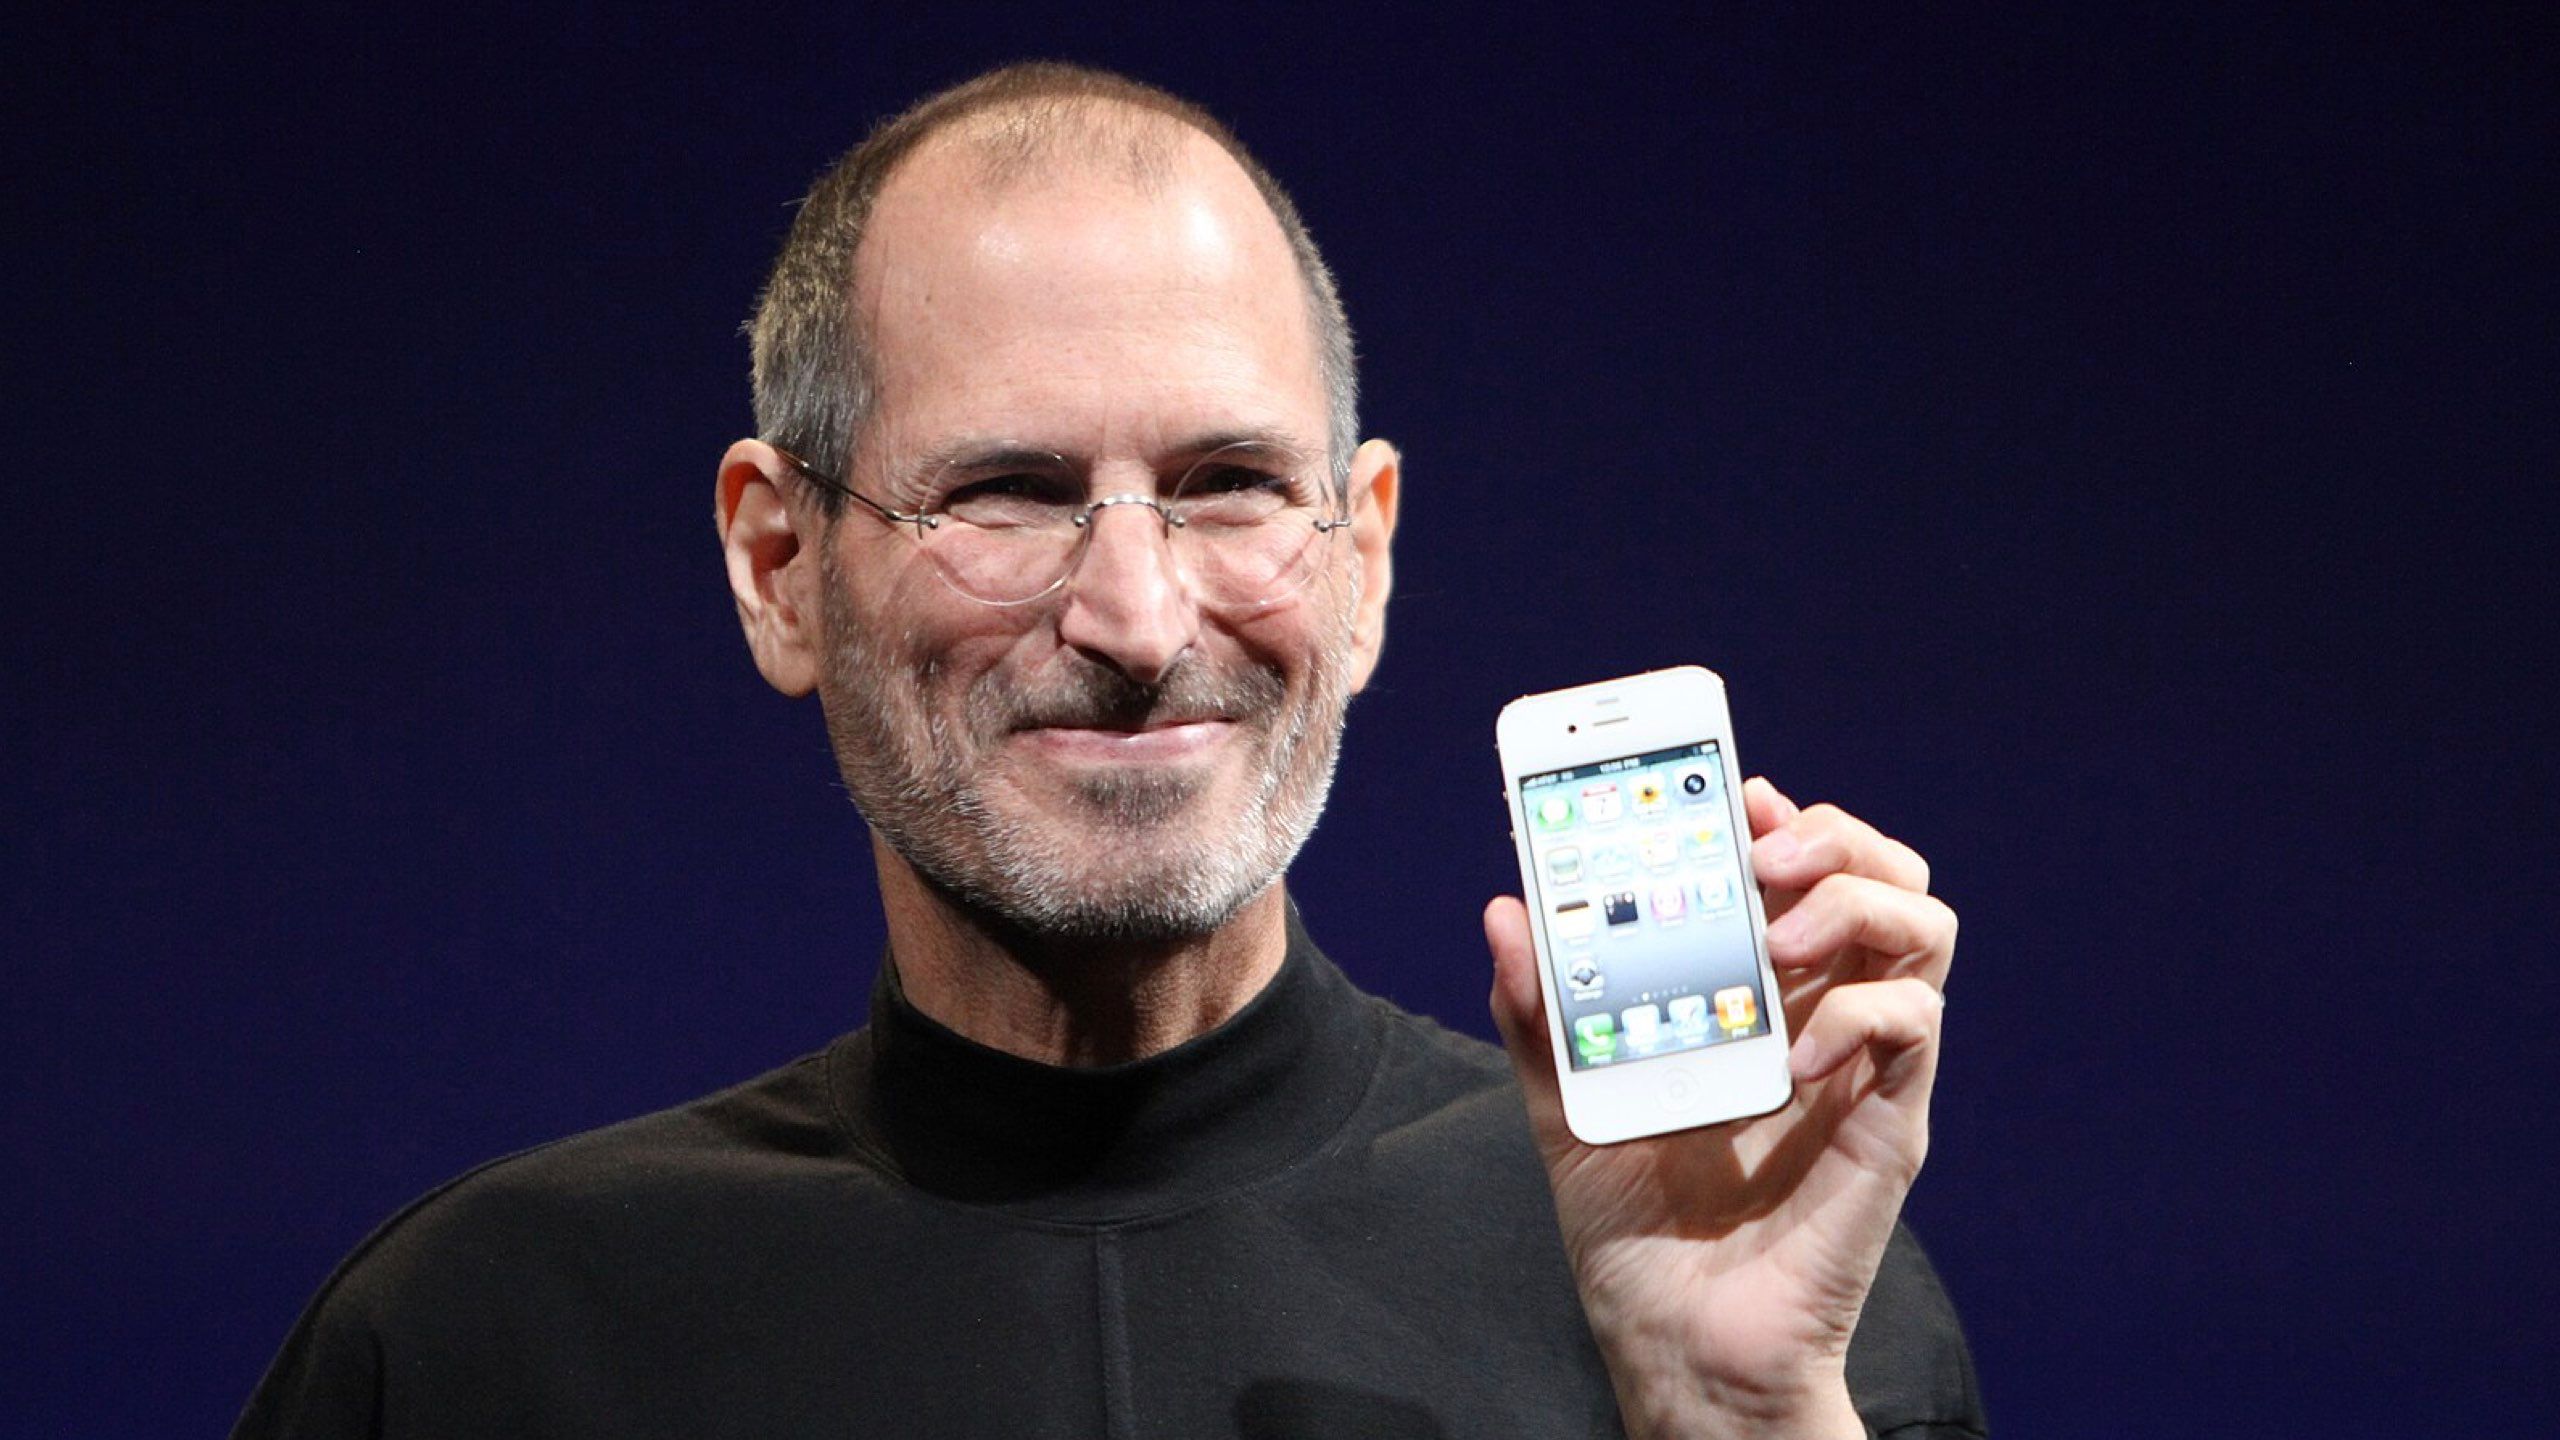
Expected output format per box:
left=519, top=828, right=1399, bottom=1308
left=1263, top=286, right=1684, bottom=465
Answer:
left=849, top=113, right=1324, bottom=457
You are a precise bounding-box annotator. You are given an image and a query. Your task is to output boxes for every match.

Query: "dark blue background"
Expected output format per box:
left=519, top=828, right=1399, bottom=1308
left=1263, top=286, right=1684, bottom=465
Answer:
left=8, top=5, right=2553, bottom=1435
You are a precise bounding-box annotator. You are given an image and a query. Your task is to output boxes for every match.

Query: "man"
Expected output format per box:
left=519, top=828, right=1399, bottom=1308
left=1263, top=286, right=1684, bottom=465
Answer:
left=239, top=63, right=1981, bottom=1438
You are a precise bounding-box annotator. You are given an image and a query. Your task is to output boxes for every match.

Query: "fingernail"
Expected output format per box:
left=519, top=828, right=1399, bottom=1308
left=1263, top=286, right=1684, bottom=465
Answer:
left=1760, top=832, right=1801, bottom=866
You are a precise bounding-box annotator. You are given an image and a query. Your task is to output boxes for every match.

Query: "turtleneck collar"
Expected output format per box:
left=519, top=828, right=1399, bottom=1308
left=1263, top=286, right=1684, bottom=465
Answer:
left=827, top=907, right=1386, bottom=1224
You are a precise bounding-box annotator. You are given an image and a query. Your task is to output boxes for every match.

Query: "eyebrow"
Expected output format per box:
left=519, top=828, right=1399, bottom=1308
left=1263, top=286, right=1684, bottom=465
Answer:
left=908, top=426, right=1318, bottom=477
left=920, top=443, right=1075, bottom=473
left=1161, top=425, right=1315, bottom=462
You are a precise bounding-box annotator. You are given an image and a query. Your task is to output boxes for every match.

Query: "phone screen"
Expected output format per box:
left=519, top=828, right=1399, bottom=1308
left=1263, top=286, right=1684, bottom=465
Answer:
left=1518, top=740, right=1773, bottom=1071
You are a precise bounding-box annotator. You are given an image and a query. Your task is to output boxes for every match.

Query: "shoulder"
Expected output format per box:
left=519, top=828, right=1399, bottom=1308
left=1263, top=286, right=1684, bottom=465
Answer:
left=234, top=1046, right=860, bottom=1437
left=307, top=1045, right=857, bottom=1322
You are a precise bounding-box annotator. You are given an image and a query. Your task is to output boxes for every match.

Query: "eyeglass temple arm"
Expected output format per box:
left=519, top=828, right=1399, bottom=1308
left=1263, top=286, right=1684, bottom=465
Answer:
left=774, top=447, right=937, bottom=529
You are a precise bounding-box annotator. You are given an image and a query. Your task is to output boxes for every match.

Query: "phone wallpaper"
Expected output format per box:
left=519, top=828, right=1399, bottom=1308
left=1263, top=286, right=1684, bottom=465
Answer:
left=1519, top=741, right=1773, bottom=1071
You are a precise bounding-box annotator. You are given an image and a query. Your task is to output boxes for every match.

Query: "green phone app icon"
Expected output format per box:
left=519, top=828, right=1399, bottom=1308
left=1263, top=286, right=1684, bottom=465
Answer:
left=1573, top=1012, right=1616, bottom=1060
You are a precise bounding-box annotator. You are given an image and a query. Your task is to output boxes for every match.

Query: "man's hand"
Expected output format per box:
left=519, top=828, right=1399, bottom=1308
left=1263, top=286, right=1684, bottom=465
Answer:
left=1486, top=778, right=1955, bottom=1440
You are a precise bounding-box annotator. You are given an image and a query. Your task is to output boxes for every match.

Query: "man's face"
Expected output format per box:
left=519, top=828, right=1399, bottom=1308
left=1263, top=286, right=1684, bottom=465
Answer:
left=808, top=128, right=1362, bottom=940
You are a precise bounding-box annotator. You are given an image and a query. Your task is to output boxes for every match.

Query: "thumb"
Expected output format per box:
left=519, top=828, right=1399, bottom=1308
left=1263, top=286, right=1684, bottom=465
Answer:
left=1484, top=896, right=1572, bottom=1151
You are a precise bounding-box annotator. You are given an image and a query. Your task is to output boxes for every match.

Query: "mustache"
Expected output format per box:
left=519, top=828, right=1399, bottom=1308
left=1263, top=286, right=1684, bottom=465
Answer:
left=991, top=656, right=1288, bottom=733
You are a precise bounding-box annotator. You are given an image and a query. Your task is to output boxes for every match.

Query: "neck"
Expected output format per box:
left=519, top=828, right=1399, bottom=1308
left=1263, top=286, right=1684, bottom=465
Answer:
left=870, top=830, right=1292, bottom=1067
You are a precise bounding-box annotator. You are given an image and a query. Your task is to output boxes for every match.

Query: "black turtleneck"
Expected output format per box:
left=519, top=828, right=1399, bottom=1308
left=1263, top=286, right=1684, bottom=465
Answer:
left=236, top=914, right=1985, bottom=1439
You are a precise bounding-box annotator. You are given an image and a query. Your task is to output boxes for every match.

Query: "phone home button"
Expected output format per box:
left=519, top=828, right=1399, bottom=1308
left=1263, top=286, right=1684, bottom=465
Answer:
left=1663, top=1072, right=1699, bottom=1110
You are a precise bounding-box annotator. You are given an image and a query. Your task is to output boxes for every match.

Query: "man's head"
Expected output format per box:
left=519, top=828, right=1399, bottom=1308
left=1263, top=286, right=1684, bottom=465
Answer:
left=716, top=64, right=1399, bottom=943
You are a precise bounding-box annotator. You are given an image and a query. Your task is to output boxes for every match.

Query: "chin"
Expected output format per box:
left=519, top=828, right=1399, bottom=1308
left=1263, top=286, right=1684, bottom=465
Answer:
left=1057, top=766, right=1219, bottom=828
left=908, top=776, right=1314, bottom=945
left=935, top=843, right=1280, bottom=944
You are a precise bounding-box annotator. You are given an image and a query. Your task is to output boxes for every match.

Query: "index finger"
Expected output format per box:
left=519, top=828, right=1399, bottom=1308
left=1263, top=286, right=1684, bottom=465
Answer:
left=1743, top=776, right=1801, bottom=839
left=1753, top=802, right=1932, bottom=894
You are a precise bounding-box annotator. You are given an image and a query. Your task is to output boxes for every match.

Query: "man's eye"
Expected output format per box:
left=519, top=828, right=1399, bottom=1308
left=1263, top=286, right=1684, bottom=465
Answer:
left=951, top=471, right=1068, bottom=500
left=1184, top=464, right=1287, bottom=496
left=941, top=473, right=1079, bottom=525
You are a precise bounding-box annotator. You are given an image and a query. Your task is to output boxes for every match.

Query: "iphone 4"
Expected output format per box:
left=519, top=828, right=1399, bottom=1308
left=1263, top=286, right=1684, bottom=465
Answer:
left=1497, top=666, right=1792, bottom=1143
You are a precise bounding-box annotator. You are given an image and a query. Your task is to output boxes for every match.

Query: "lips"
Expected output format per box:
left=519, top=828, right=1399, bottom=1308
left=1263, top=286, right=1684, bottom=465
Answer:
left=1017, top=716, right=1236, bottom=762
left=986, top=656, right=1285, bottom=756
left=1017, top=710, right=1229, bottom=734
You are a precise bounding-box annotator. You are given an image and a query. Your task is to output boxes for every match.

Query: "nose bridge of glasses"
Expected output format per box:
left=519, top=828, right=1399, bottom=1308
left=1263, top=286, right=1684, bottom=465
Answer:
left=1060, top=485, right=1213, bottom=623
left=1079, top=491, right=1177, bottom=529
left=1068, top=488, right=1190, bottom=581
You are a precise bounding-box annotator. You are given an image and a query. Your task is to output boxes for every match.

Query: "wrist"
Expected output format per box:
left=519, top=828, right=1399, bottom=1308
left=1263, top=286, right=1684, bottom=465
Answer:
left=1611, top=1374, right=1862, bottom=1440
left=1592, top=1318, right=1861, bottom=1440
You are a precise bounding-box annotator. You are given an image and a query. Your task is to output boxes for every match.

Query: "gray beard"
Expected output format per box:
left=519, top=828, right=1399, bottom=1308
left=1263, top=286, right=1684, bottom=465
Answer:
left=815, top=553, right=1353, bottom=943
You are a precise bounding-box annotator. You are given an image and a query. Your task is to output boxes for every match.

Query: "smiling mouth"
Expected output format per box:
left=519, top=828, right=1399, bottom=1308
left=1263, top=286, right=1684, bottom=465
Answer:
left=1018, top=717, right=1236, bottom=761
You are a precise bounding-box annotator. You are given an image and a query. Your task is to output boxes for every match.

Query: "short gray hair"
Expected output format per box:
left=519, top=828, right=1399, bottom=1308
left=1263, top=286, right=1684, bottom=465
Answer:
left=746, top=62, right=1359, bottom=507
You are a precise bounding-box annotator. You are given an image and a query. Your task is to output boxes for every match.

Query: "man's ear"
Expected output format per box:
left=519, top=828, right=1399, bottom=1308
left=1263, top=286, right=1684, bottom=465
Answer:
left=716, top=439, right=821, bottom=698
left=1343, top=438, right=1401, bottom=694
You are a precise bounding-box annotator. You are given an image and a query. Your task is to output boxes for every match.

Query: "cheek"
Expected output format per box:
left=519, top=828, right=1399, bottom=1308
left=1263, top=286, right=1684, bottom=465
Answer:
left=829, top=532, right=1027, bottom=660
left=1224, top=589, right=1357, bottom=693
left=908, top=609, right=1062, bottom=727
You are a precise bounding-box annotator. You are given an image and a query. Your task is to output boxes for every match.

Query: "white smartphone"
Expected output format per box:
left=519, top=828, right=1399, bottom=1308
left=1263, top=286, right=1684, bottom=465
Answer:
left=1496, top=666, right=1793, bottom=1144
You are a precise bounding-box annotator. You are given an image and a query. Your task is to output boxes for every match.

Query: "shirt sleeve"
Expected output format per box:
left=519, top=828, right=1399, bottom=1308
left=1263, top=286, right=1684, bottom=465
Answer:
left=1846, top=1223, right=1990, bottom=1438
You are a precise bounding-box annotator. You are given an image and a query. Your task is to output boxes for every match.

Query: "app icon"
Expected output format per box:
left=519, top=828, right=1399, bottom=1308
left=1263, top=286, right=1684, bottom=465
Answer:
left=1714, top=986, right=1759, bottom=1036
left=1650, top=883, right=1687, bottom=924
left=1683, top=817, right=1728, bottom=862
left=1573, top=1012, right=1617, bottom=1062
left=1674, top=762, right=1719, bottom=805
left=1566, top=957, right=1603, bottom=999
left=1590, top=843, right=1636, bottom=880
left=1534, top=793, right=1574, bottom=832
left=1552, top=898, right=1597, bottom=943
left=1639, top=830, right=1680, bottom=871
left=1546, top=845, right=1584, bottom=884
left=1696, top=871, right=1737, bottom=912
left=1581, top=781, right=1624, bottom=825
left=1621, top=1003, right=1663, bottom=1050
left=1602, top=891, right=1640, bottom=927
left=1668, top=994, right=1710, bottom=1036
left=1632, top=772, right=1668, bottom=815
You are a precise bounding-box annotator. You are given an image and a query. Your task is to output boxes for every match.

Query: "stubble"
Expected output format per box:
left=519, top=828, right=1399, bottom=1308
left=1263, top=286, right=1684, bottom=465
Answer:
left=814, top=544, right=1354, bottom=942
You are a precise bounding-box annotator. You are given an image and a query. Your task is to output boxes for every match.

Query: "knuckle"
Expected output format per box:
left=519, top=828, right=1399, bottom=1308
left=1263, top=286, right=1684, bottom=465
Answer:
left=1804, top=803, right=1888, bottom=867
left=1799, top=802, right=1851, bottom=837
left=1788, top=812, right=1854, bottom=871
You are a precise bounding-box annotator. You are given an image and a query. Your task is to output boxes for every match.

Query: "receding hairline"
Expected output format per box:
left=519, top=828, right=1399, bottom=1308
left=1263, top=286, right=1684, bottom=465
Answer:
left=849, top=99, right=1329, bottom=410
left=908, top=91, right=1206, bottom=196
left=858, top=96, right=1299, bottom=270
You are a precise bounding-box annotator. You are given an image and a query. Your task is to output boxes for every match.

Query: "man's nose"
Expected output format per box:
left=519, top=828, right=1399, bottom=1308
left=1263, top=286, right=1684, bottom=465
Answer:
left=1053, top=500, right=1199, bottom=685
